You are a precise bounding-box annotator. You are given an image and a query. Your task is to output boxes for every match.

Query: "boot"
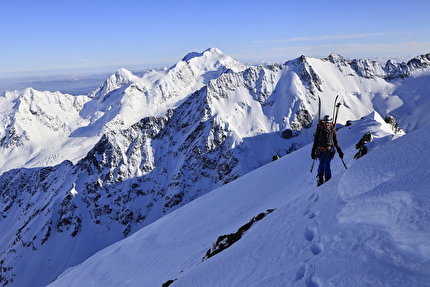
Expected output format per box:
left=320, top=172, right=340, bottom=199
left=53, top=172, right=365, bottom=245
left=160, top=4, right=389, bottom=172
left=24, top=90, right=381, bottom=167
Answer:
left=317, top=175, right=324, bottom=186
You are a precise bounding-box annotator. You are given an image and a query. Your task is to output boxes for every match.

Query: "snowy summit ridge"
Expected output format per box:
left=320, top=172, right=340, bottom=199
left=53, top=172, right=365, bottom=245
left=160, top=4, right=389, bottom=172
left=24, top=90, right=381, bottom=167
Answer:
left=0, top=48, right=430, bottom=286
left=89, top=67, right=138, bottom=99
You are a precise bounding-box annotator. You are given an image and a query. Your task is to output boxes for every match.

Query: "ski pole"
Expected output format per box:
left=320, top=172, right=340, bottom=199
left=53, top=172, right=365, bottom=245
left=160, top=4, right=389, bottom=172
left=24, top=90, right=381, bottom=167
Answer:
left=341, top=158, right=348, bottom=169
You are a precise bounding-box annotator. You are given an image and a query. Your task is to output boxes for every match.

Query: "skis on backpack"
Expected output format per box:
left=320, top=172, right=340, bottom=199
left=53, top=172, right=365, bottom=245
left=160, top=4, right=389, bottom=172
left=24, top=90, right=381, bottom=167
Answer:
left=310, top=96, right=322, bottom=173
left=332, top=95, right=347, bottom=169
left=332, top=95, right=342, bottom=128
left=333, top=95, right=342, bottom=129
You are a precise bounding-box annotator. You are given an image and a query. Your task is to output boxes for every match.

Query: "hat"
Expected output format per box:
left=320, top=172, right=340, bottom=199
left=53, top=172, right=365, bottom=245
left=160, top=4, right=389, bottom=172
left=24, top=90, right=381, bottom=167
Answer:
left=322, top=115, right=332, bottom=122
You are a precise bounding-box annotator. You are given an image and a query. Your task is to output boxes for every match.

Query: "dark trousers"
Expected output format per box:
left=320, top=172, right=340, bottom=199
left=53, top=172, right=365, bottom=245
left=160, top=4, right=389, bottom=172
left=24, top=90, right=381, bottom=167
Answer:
left=318, top=150, right=333, bottom=180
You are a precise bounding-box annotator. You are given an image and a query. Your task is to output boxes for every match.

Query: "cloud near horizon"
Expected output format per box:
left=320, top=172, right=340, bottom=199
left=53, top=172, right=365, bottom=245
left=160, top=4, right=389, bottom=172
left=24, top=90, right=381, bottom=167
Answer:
left=237, top=39, right=430, bottom=63
left=254, top=32, right=395, bottom=44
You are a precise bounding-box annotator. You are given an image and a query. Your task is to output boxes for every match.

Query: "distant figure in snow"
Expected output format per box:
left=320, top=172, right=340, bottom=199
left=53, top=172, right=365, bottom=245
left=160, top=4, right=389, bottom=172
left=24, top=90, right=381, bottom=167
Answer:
left=311, top=115, right=344, bottom=186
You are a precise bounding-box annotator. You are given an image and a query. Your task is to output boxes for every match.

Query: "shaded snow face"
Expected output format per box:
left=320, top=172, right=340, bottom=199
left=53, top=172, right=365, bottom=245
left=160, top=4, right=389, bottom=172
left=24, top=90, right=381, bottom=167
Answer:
left=48, top=119, right=430, bottom=287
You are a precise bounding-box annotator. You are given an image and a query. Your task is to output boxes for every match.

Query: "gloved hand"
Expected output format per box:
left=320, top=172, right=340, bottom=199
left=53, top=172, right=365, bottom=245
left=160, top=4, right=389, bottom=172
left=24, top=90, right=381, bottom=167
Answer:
left=311, top=149, right=317, bottom=159
left=338, top=149, right=344, bottom=159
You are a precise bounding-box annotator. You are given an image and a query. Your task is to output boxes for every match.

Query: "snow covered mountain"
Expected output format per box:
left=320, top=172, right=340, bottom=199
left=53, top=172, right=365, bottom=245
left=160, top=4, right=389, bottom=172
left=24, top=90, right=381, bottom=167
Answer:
left=48, top=113, right=430, bottom=287
left=0, top=48, right=429, bottom=286
left=0, top=48, right=246, bottom=173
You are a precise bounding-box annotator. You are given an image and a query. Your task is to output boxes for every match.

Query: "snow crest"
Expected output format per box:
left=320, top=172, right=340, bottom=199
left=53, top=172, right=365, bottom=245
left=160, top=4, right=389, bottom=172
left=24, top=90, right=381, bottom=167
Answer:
left=1, top=49, right=430, bottom=286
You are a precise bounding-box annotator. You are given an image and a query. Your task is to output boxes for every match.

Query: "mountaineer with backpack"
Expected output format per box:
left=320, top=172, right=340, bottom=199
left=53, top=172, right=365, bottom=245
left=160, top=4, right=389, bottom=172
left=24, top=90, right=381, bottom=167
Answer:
left=311, top=115, right=344, bottom=186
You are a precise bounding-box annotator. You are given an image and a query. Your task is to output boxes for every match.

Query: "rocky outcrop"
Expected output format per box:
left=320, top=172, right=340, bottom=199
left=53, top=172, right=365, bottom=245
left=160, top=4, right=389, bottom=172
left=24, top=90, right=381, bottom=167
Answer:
left=202, top=209, right=275, bottom=261
left=354, top=132, right=372, bottom=159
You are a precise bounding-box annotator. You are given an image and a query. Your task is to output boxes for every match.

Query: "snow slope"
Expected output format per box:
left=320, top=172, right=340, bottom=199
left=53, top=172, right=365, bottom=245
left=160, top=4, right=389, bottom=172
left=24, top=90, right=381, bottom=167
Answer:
left=1, top=49, right=430, bottom=287
left=49, top=115, right=430, bottom=287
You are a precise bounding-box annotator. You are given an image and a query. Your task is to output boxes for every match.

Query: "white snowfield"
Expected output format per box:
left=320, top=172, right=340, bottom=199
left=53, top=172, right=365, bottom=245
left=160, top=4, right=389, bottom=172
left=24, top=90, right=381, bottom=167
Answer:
left=1, top=48, right=430, bottom=287
left=0, top=48, right=246, bottom=174
left=49, top=115, right=430, bottom=287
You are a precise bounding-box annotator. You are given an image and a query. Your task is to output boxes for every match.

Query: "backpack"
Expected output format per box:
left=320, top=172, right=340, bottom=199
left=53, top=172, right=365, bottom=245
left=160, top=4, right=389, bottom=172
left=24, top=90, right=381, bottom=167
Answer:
left=316, top=120, right=335, bottom=149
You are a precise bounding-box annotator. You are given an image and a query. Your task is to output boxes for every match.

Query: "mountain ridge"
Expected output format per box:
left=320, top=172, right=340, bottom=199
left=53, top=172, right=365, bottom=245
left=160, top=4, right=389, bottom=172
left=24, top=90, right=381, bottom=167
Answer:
left=0, top=48, right=429, bottom=286
left=1, top=50, right=429, bottom=173
left=48, top=115, right=430, bottom=287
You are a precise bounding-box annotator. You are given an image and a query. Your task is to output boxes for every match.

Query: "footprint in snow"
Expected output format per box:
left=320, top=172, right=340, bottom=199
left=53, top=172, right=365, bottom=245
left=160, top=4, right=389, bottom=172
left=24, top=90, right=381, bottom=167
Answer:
left=310, top=243, right=323, bottom=255
left=294, top=264, right=306, bottom=281
left=304, top=226, right=316, bottom=242
left=306, top=275, right=321, bottom=287
left=314, top=194, right=320, bottom=202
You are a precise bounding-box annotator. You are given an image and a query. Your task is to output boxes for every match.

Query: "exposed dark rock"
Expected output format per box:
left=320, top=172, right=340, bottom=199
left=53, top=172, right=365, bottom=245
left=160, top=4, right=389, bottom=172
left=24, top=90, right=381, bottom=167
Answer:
left=202, top=209, right=275, bottom=261
left=281, top=129, right=297, bottom=139
left=384, top=115, right=403, bottom=134
left=162, top=278, right=178, bottom=287
left=272, top=155, right=281, bottom=161
left=354, top=132, right=372, bottom=159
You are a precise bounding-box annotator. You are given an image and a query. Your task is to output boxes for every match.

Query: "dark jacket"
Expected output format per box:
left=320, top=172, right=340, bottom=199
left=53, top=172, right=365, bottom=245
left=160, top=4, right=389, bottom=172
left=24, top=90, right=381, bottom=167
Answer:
left=312, top=122, right=343, bottom=159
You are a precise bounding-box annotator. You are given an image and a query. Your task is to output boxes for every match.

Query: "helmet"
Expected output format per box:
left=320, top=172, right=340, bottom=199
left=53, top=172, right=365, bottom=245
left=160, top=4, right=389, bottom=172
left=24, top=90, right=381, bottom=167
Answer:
left=322, top=115, right=332, bottom=122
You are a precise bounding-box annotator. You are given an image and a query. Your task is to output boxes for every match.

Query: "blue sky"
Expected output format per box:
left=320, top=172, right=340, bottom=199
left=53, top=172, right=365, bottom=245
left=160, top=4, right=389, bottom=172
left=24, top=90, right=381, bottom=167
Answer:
left=1, top=0, right=429, bottom=76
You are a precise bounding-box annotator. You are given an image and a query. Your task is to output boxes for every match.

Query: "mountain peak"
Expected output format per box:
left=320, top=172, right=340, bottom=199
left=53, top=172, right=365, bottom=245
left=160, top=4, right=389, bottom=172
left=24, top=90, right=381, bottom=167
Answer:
left=89, top=68, right=136, bottom=99
left=182, top=47, right=224, bottom=62
left=109, top=68, right=136, bottom=87
left=114, top=68, right=134, bottom=79
left=325, top=52, right=345, bottom=63
left=173, top=48, right=246, bottom=80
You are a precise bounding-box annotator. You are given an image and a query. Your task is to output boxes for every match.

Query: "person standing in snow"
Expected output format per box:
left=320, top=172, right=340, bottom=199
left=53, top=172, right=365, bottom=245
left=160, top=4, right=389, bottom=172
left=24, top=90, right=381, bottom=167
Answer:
left=311, top=115, right=344, bottom=186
